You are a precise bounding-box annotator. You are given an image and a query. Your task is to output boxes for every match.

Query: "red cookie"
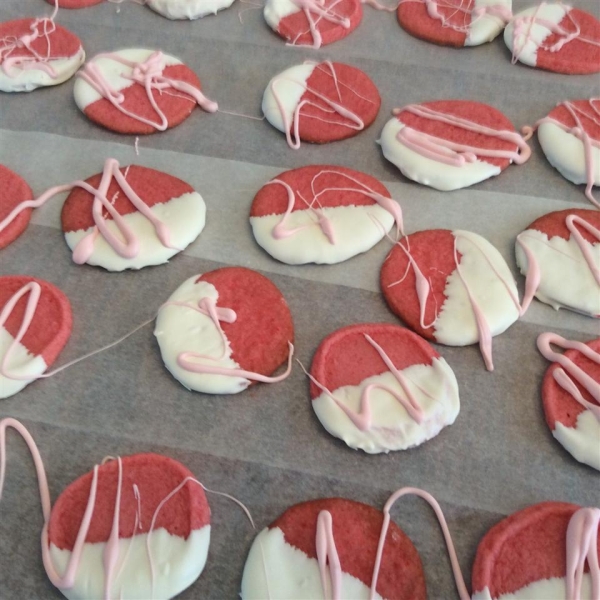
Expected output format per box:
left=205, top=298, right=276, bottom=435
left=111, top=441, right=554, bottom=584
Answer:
left=309, top=323, right=460, bottom=453
left=250, top=165, right=398, bottom=265
left=538, top=333, right=600, bottom=471
left=60, top=160, right=207, bottom=271
left=380, top=229, right=520, bottom=369
left=472, top=501, right=600, bottom=599
left=241, top=498, right=426, bottom=599
left=0, top=165, right=33, bottom=249
left=0, top=275, right=72, bottom=399
left=397, top=0, right=511, bottom=47
left=46, top=453, right=211, bottom=599
left=0, top=18, right=85, bottom=92
left=45, top=0, right=104, bottom=8
left=262, top=61, right=381, bottom=147
left=264, top=0, right=362, bottom=48
left=155, top=267, right=295, bottom=394
left=73, top=49, right=217, bottom=135
left=504, top=4, right=600, bottom=74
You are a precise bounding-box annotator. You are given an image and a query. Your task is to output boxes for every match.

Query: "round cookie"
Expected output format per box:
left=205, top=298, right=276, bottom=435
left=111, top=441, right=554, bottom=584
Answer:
left=60, top=161, right=206, bottom=271
left=73, top=48, right=218, bottom=135
left=146, top=0, right=236, bottom=18
left=241, top=497, right=426, bottom=599
left=397, top=0, right=511, bottom=47
left=0, top=17, right=85, bottom=92
left=380, top=229, right=520, bottom=371
left=264, top=0, right=362, bottom=48
left=154, top=267, right=294, bottom=395
left=262, top=61, right=381, bottom=148
left=45, top=0, right=104, bottom=7
left=250, top=165, right=402, bottom=265
left=536, top=99, right=600, bottom=208
left=537, top=333, right=600, bottom=471
left=515, top=208, right=600, bottom=317
left=379, top=100, right=531, bottom=191
left=46, top=453, right=211, bottom=600
left=0, top=276, right=72, bottom=400
left=0, top=165, right=33, bottom=249
left=309, top=323, right=460, bottom=453
left=504, top=3, right=600, bottom=74
left=472, top=501, right=600, bottom=599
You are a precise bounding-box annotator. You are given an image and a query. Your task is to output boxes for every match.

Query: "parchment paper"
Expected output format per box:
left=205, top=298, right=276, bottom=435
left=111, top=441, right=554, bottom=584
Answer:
left=0, top=0, right=599, bottom=597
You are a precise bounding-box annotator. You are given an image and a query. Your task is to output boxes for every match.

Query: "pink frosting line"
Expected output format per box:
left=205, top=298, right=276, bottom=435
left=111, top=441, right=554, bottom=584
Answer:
left=393, top=104, right=531, bottom=167
left=369, top=487, right=470, bottom=600
left=286, top=0, right=350, bottom=49
left=566, top=507, right=600, bottom=600
left=77, top=51, right=218, bottom=132
left=537, top=332, right=600, bottom=421
left=316, top=510, right=342, bottom=600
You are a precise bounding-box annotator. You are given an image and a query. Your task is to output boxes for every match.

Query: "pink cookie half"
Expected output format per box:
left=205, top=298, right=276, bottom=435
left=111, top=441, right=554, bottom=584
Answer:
left=46, top=453, right=211, bottom=599
left=0, top=275, right=72, bottom=399
left=241, top=498, right=426, bottom=599
left=0, top=165, right=33, bottom=249
left=472, top=501, right=600, bottom=599
left=309, top=323, right=460, bottom=453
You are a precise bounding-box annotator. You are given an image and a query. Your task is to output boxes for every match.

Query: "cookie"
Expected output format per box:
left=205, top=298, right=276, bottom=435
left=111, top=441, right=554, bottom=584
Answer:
left=45, top=0, right=104, bottom=7
left=0, top=17, right=85, bottom=92
left=154, top=267, right=294, bottom=395
left=504, top=3, right=600, bottom=74
left=537, top=333, right=600, bottom=471
left=262, top=61, right=381, bottom=148
left=380, top=229, right=520, bottom=371
left=397, top=0, right=512, bottom=47
left=380, top=100, right=531, bottom=191
left=250, top=165, right=402, bottom=265
left=308, top=323, right=460, bottom=453
left=472, top=501, right=600, bottom=599
left=0, top=276, right=72, bottom=400
left=61, top=159, right=206, bottom=271
left=515, top=208, right=600, bottom=318
left=536, top=99, right=600, bottom=208
left=73, top=49, right=218, bottom=135
left=264, top=0, right=362, bottom=48
left=0, top=165, right=33, bottom=249
left=46, top=453, right=211, bottom=600
left=241, top=497, right=426, bottom=599
left=146, top=0, right=236, bottom=18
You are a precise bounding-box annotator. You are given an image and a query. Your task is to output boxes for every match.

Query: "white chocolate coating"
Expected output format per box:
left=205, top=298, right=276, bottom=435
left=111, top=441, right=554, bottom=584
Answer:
left=146, top=0, right=236, bottom=20
left=465, top=0, right=512, bottom=46
left=264, top=0, right=303, bottom=32
left=553, top=410, right=600, bottom=471
left=472, top=575, right=595, bottom=599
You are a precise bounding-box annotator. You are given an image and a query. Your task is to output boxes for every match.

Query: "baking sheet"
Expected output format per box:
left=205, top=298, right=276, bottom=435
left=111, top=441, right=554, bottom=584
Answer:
left=1, top=0, right=599, bottom=597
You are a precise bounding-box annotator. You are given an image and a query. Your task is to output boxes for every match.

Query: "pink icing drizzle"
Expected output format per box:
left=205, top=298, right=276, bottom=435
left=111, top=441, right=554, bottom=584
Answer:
left=266, top=168, right=403, bottom=244
left=536, top=99, right=600, bottom=209
left=0, top=158, right=178, bottom=265
left=316, top=510, right=342, bottom=600
left=302, top=333, right=431, bottom=430
left=566, top=507, right=600, bottom=599
left=285, top=0, right=351, bottom=49
left=269, top=61, right=373, bottom=150
left=510, top=3, right=600, bottom=67
left=537, top=333, right=600, bottom=422
left=77, top=51, right=218, bottom=131
left=393, top=104, right=531, bottom=167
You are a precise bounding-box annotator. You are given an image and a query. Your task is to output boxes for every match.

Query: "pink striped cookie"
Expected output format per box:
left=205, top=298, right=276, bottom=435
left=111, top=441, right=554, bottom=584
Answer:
left=0, top=276, right=72, bottom=400
left=250, top=165, right=400, bottom=265
left=241, top=498, right=426, bottom=599
left=0, top=165, right=33, bottom=249
left=538, top=333, right=600, bottom=471
left=262, top=61, right=381, bottom=148
left=60, top=161, right=206, bottom=271
left=472, top=502, right=600, bottom=599
left=73, top=49, right=218, bottom=135
left=309, top=323, right=460, bottom=453
left=46, top=453, right=211, bottom=599
left=397, top=0, right=511, bottom=47
left=154, top=267, right=294, bottom=395
left=380, top=100, right=531, bottom=191
left=264, top=0, right=362, bottom=48
left=380, top=229, right=520, bottom=370
left=0, top=17, right=85, bottom=92
left=504, top=3, right=600, bottom=74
